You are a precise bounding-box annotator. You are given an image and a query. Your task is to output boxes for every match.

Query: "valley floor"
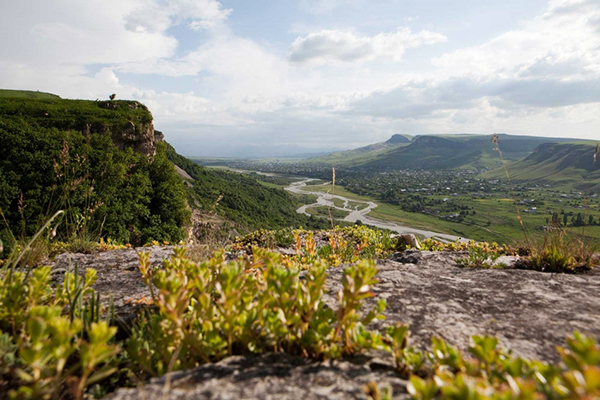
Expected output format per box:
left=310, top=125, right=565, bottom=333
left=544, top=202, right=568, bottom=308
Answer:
left=285, top=179, right=467, bottom=242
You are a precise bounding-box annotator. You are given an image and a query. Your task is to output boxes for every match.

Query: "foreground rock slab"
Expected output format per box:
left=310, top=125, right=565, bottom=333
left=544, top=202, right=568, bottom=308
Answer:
left=54, top=247, right=600, bottom=363
left=105, top=353, right=408, bottom=400
left=329, top=250, right=600, bottom=362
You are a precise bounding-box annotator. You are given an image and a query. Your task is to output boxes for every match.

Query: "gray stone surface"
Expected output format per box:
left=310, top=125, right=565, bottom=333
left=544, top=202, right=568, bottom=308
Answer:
left=334, top=250, right=600, bottom=362
left=105, top=353, right=408, bottom=400
left=54, top=247, right=600, bottom=363
left=52, top=246, right=174, bottom=316
left=53, top=247, right=600, bottom=399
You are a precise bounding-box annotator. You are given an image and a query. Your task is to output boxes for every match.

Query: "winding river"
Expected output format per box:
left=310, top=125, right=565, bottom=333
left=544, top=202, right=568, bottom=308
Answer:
left=285, top=178, right=467, bottom=242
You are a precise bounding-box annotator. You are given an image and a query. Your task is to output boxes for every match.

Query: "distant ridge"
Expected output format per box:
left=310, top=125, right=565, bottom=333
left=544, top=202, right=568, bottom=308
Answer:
left=385, top=134, right=411, bottom=144
left=482, top=141, right=600, bottom=190
left=310, top=133, right=590, bottom=170
left=0, top=89, right=61, bottom=100
left=306, top=134, right=412, bottom=166
left=364, top=134, right=592, bottom=170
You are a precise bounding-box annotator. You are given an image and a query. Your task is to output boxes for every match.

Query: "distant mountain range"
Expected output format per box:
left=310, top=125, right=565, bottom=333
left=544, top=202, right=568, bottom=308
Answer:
left=308, top=133, right=590, bottom=170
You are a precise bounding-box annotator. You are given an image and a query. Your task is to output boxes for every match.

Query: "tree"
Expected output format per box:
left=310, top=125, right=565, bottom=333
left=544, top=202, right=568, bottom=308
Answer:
left=109, top=94, right=116, bottom=101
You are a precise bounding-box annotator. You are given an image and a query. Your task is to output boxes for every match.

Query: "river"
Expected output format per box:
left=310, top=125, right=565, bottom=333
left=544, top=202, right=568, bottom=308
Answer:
left=285, top=178, right=468, bottom=242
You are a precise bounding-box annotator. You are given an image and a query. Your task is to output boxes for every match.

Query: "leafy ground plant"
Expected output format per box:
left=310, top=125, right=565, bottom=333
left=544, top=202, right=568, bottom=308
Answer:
left=456, top=247, right=505, bottom=269
left=128, top=247, right=387, bottom=376
left=404, top=331, right=600, bottom=400
left=0, top=222, right=119, bottom=400
left=232, top=225, right=395, bottom=266
left=381, top=324, right=600, bottom=400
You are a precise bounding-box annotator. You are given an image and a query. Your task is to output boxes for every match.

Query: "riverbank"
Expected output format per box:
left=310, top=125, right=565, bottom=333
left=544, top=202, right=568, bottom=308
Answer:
left=285, top=179, right=467, bottom=242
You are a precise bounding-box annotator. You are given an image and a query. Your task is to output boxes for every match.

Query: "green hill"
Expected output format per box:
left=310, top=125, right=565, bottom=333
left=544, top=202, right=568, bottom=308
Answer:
left=0, top=92, right=330, bottom=250
left=482, top=142, right=600, bottom=191
left=0, top=89, right=61, bottom=99
left=307, top=134, right=412, bottom=166
left=0, top=95, right=189, bottom=247
left=166, top=145, right=329, bottom=232
left=312, top=133, right=589, bottom=170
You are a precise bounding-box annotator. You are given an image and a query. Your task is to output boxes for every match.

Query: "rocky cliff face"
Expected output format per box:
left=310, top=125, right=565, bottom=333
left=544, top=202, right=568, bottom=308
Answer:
left=110, top=121, right=164, bottom=158
left=91, top=101, right=164, bottom=158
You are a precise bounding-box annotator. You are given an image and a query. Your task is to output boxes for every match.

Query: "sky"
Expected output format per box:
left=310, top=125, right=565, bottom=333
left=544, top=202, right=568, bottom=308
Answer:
left=1, top=0, right=599, bottom=157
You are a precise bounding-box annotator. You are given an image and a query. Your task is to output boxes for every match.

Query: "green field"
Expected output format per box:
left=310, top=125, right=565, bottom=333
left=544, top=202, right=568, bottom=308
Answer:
left=308, top=184, right=375, bottom=202
left=307, top=206, right=349, bottom=219
left=307, top=184, right=600, bottom=245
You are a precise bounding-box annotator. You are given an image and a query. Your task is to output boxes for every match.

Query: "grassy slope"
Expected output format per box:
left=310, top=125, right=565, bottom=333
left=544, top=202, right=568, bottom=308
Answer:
left=0, top=89, right=61, bottom=100
left=310, top=133, right=589, bottom=170
left=306, top=136, right=412, bottom=166
left=482, top=142, right=600, bottom=191
left=165, top=144, right=330, bottom=232
left=0, top=95, right=153, bottom=132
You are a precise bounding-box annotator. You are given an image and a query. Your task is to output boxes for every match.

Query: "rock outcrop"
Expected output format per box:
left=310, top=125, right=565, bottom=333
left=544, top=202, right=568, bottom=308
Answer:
left=106, top=353, right=408, bottom=400
left=53, top=247, right=600, bottom=364
left=52, top=246, right=174, bottom=317
left=331, top=250, right=600, bottom=362
left=110, top=120, right=163, bottom=158
left=93, top=101, right=163, bottom=157
left=50, top=247, right=600, bottom=399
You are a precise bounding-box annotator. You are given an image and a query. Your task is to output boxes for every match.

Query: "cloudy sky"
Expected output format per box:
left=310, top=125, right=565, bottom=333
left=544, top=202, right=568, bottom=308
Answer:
left=1, top=0, right=599, bottom=157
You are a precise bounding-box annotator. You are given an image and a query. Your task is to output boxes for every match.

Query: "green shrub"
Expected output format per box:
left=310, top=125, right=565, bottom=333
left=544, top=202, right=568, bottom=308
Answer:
left=127, top=247, right=387, bottom=376
left=456, top=247, right=505, bottom=269
left=0, top=231, right=119, bottom=399
left=0, top=98, right=189, bottom=249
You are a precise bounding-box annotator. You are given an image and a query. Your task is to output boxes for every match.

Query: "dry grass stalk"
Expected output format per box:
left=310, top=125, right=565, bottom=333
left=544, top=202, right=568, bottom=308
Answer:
left=327, top=167, right=336, bottom=230
left=491, top=133, right=532, bottom=250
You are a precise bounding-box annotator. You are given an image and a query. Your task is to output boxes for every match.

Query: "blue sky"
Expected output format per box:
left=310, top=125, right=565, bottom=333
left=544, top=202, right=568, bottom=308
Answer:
left=1, top=0, right=599, bottom=157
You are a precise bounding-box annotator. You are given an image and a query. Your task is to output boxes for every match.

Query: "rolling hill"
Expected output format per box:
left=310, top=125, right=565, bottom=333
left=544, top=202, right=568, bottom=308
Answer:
left=482, top=142, right=600, bottom=191
left=310, top=133, right=589, bottom=170
left=306, top=134, right=412, bottom=166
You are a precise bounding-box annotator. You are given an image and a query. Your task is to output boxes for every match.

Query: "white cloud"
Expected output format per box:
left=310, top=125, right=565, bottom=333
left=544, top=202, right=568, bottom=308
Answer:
left=339, top=0, right=600, bottom=142
left=0, top=0, right=178, bottom=68
left=2, top=0, right=600, bottom=156
left=297, top=0, right=360, bottom=14
left=289, top=28, right=447, bottom=64
left=124, top=0, right=232, bottom=33
left=432, top=0, right=600, bottom=78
